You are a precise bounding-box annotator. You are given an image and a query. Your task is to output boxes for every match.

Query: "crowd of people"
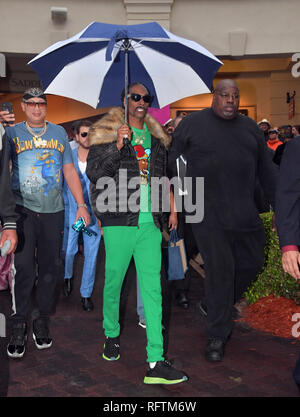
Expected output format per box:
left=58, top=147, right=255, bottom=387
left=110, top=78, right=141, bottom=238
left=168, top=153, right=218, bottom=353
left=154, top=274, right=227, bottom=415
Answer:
left=258, top=119, right=300, bottom=165
left=0, top=80, right=299, bottom=388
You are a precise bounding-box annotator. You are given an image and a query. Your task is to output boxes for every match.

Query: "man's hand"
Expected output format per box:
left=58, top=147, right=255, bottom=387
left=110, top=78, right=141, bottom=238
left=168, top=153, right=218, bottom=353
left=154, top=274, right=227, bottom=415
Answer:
left=282, top=250, right=300, bottom=280
left=0, top=110, right=15, bottom=126
left=168, top=212, right=178, bottom=231
left=0, top=229, right=18, bottom=254
left=117, top=124, right=131, bottom=150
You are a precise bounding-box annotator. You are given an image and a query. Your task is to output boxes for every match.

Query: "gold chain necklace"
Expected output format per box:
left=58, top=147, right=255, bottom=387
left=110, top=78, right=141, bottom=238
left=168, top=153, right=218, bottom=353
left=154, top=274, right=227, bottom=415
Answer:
left=26, top=122, right=47, bottom=147
left=25, top=121, right=47, bottom=139
left=132, top=126, right=146, bottom=145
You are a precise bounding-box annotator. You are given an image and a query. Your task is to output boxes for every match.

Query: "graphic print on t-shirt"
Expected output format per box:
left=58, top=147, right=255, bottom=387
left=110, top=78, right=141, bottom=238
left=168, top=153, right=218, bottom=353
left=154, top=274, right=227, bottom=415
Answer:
left=32, top=150, right=61, bottom=196
left=133, top=144, right=151, bottom=185
left=11, top=137, right=64, bottom=197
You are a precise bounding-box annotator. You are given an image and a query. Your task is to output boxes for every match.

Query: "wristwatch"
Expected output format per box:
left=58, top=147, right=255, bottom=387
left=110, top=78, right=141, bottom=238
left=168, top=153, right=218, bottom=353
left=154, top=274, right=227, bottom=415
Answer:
left=78, top=203, right=87, bottom=209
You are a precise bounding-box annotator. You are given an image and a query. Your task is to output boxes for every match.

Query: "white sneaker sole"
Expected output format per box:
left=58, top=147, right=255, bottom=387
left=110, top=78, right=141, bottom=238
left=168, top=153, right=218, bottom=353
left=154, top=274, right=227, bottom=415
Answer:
left=7, top=348, right=25, bottom=358
left=7, top=335, right=27, bottom=358
left=33, top=333, right=52, bottom=350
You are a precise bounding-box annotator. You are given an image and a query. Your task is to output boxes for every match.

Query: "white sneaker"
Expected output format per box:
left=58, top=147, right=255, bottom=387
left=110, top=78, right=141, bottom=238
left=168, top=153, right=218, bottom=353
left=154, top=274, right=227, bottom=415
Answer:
left=138, top=319, right=146, bottom=329
left=138, top=319, right=165, bottom=331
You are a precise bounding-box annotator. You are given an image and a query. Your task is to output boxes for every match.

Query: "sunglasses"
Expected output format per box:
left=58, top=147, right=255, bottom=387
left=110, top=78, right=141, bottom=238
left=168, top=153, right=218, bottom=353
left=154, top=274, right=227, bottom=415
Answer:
left=24, top=101, right=47, bottom=108
left=80, top=132, right=88, bottom=137
left=128, top=93, right=153, bottom=103
left=268, top=130, right=278, bottom=134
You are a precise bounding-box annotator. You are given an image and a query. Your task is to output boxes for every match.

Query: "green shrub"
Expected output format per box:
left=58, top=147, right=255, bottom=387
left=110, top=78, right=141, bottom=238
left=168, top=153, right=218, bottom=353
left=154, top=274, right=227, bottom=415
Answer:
left=244, top=211, right=300, bottom=304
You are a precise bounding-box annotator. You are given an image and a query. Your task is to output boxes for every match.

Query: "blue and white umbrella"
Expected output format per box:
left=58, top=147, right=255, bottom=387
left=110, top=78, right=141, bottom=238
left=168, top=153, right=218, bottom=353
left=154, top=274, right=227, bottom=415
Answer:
left=29, top=21, right=222, bottom=114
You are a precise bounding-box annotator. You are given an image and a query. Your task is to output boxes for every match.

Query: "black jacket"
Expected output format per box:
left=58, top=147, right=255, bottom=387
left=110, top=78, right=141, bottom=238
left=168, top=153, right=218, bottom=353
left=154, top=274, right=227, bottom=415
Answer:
left=275, top=136, right=300, bottom=247
left=86, top=107, right=171, bottom=229
left=168, top=108, right=277, bottom=231
left=0, top=131, right=17, bottom=229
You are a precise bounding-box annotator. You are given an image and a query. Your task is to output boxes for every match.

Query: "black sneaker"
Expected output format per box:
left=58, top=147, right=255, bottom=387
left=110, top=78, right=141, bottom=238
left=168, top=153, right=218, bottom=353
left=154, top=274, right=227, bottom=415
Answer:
left=7, top=322, right=27, bottom=358
left=102, top=336, right=120, bottom=361
left=32, top=318, right=52, bottom=350
left=144, top=360, right=188, bottom=385
left=205, top=337, right=225, bottom=362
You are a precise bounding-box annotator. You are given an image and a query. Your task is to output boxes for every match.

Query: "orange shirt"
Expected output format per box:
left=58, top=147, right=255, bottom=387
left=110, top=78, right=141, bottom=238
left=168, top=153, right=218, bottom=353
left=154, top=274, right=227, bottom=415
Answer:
left=267, top=139, right=282, bottom=151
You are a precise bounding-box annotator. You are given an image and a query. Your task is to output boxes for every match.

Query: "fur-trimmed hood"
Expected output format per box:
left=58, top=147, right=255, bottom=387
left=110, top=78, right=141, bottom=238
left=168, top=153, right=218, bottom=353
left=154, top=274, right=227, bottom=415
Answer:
left=89, top=107, right=171, bottom=149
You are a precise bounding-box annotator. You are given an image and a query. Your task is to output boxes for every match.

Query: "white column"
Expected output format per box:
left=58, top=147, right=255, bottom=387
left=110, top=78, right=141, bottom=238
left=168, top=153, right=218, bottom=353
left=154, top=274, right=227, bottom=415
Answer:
left=123, top=0, right=174, bottom=30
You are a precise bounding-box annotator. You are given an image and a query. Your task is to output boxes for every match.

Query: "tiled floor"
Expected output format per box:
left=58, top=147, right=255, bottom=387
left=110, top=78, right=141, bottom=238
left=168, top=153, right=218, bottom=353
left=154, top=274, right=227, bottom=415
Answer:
left=1, top=241, right=299, bottom=398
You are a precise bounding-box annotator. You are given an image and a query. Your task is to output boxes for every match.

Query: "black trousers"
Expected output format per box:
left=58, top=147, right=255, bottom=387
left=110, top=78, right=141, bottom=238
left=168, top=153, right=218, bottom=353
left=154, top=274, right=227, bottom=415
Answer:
left=11, top=206, right=64, bottom=324
left=191, top=224, right=265, bottom=340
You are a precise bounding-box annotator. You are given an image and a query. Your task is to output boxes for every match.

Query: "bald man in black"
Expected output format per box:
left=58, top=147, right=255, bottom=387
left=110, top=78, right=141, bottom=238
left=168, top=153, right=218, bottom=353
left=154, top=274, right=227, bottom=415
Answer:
left=168, top=79, right=277, bottom=362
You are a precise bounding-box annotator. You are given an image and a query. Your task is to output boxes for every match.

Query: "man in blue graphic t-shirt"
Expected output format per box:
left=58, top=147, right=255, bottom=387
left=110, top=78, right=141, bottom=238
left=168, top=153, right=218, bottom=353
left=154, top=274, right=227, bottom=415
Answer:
left=3, top=88, right=90, bottom=359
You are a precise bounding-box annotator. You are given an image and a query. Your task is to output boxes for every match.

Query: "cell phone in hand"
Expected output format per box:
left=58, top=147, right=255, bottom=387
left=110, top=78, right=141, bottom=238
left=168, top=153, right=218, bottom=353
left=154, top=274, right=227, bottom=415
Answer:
left=1, top=101, right=14, bottom=124
left=72, top=217, right=86, bottom=232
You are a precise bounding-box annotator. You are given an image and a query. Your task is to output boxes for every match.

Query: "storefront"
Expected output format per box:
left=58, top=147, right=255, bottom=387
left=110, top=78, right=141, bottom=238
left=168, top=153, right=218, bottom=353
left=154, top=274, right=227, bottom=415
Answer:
left=1, top=52, right=299, bottom=131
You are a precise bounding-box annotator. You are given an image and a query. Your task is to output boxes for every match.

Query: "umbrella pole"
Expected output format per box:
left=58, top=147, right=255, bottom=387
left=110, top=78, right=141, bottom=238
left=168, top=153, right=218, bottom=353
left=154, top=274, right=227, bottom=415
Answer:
left=124, top=39, right=130, bottom=125
left=123, top=39, right=130, bottom=144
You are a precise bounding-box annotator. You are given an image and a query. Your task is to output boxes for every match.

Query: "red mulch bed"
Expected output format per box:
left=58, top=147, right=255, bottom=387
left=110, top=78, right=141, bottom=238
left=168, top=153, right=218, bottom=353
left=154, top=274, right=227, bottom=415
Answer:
left=241, top=295, right=300, bottom=340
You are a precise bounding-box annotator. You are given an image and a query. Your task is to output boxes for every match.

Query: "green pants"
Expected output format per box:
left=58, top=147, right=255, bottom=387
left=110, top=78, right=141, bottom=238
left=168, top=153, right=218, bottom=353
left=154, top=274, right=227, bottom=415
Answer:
left=102, top=223, right=164, bottom=363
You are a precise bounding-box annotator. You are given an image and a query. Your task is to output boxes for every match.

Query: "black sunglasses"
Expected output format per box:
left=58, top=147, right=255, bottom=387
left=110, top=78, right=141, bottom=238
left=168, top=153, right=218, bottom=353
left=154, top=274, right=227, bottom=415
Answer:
left=128, top=93, right=153, bottom=103
left=80, top=132, right=88, bottom=137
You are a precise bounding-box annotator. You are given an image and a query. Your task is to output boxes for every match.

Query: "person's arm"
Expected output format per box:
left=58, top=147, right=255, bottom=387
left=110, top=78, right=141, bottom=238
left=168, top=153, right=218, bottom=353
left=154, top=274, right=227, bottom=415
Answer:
left=167, top=117, right=190, bottom=179
left=63, top=163, right=90, bottom=226
left=256, top=132, right=278, bottom=210
left=168, top=188, right=178, bottom=231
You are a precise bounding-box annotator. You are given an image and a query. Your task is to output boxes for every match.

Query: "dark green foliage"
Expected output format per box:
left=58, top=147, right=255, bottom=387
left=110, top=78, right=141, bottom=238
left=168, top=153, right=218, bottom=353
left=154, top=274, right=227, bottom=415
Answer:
left=244, top=212, right=300, bottom=304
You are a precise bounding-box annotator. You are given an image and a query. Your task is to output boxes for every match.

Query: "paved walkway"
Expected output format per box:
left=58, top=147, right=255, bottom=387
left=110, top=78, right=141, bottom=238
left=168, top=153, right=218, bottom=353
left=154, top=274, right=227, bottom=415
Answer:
left=1, top=242, right=299, bottom=399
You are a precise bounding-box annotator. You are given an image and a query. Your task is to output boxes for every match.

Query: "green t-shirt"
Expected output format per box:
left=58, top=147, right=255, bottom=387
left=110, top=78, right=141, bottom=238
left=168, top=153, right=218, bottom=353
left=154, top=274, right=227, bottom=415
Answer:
left=131, top=124, right=153, bottom=224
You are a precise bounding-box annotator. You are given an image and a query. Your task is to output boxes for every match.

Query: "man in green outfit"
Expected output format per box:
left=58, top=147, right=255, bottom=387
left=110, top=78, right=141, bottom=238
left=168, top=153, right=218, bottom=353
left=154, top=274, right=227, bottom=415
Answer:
left=86, top=82, right=188, bottom=385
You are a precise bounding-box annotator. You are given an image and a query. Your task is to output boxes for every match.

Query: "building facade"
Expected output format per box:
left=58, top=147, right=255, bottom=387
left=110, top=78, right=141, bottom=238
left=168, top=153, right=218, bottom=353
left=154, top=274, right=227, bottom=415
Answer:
left=1, top=0, right=300, bottom=128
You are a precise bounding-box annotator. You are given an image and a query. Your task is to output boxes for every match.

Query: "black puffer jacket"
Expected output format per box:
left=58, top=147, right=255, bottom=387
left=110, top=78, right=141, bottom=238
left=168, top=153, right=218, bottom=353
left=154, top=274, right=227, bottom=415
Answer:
left=86, top=107, right=171, bottom=229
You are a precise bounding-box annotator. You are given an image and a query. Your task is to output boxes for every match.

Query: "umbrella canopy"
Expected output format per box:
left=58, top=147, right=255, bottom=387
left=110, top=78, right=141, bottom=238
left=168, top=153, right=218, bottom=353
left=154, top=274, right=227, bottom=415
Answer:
left=29, top=21, right=222, bottom=110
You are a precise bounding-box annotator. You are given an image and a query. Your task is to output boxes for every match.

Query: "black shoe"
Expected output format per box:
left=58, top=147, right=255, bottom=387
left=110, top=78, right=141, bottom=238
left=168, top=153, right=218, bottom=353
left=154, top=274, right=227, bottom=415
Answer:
left=197, top=300, right=207, bottom=318
left=205, top=337, right=225, bottom=362
left=176, top=292, right=189, bottom=309
left=81, top=297, right=94, bottom=312
left=7, top=322, right=27, bottom=358
left=144, top=360, right=188, bottom=385
left=102, top=336, right=120, bottom=361
left=63, top=277, right=73, bottom=297
left=32, top=318, right=52, bottom=350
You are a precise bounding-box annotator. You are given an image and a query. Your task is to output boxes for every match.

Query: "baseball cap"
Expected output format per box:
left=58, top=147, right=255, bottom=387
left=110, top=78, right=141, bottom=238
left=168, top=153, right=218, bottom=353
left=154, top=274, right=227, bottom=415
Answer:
left=258, top=118, right=271, bottom=127
left=23, top=87, right=47, bottom=102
